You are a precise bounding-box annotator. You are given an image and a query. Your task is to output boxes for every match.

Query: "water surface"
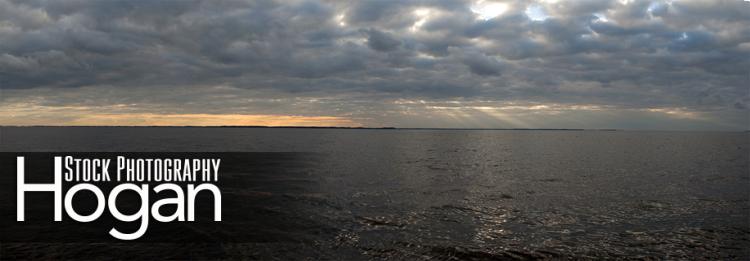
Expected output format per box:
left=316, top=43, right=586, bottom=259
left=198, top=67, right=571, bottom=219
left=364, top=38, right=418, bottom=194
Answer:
left=1, top=127, right=748, bottom=259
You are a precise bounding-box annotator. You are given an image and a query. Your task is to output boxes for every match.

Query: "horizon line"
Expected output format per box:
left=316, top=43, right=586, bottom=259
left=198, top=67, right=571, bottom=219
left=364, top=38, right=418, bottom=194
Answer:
left=1, top=125, right=747, bottom=132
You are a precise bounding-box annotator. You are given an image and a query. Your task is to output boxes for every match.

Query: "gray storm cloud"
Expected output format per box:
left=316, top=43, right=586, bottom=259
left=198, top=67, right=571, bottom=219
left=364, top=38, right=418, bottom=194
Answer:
left=0, top=0, right=748, bottom=129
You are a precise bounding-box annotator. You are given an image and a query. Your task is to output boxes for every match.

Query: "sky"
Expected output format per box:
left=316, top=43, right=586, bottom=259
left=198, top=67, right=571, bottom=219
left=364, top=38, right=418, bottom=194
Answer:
left=0, top=0, right=748, bottom=130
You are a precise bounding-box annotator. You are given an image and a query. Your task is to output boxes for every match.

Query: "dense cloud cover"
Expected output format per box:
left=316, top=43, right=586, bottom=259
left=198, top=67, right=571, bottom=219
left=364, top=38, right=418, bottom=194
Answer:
left=0, top=0, right=748, bottom=129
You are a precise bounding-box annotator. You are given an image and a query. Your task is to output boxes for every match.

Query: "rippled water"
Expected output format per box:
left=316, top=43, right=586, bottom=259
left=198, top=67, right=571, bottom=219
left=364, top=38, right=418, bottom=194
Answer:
left=1, top=127, right=748, bottom=259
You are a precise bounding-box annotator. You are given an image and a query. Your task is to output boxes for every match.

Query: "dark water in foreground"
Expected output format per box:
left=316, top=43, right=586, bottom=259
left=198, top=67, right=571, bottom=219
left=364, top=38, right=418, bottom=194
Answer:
left=1, top=127, right=748, bottom=259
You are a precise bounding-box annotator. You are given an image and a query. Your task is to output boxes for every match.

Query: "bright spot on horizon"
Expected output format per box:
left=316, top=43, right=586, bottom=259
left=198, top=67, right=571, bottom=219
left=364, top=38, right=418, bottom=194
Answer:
left=471, top=1, right=508, bottom=20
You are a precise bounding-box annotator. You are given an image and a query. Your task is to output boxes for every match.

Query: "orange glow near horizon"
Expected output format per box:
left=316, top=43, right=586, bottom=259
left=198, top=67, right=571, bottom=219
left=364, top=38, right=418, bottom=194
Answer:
left=0, top=112, right=360, bottom=127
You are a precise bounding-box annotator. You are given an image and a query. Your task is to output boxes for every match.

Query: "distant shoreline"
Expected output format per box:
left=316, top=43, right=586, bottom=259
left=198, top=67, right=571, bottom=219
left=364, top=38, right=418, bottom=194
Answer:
left=0, top=125, right=619, bottom=131
left=3, top=126, right=748, bottom=132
